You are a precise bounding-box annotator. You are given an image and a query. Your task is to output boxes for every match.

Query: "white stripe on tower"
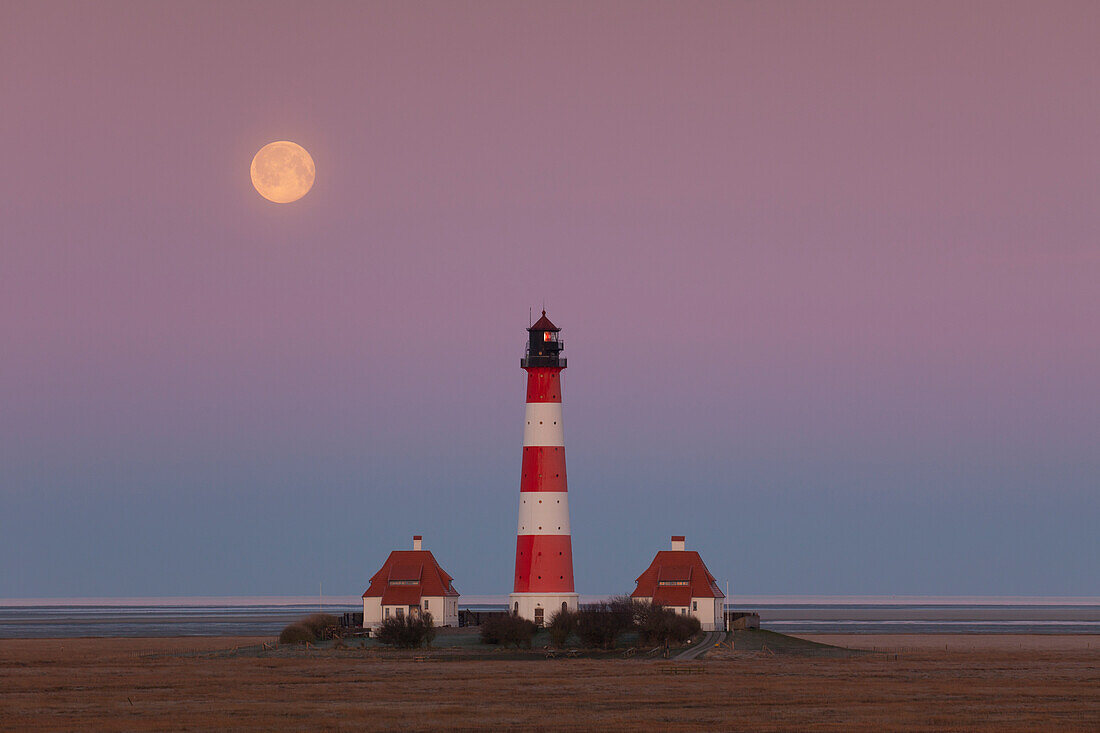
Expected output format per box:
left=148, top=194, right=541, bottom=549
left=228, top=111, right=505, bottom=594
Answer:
left=517, top=493, right=571, bottom=534
left=523, top=403, right=564, bottom=447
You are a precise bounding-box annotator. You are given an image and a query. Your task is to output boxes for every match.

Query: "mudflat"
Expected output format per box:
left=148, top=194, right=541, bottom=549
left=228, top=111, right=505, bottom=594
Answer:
left=1, top=635, right=1097, bottom=731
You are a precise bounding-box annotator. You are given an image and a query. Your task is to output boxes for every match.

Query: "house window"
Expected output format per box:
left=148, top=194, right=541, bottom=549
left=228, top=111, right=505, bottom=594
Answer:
left=385, top=608, right=390, bottom=618
left=693, top=601, right=698, bottom=611
left=534, top=607, right=544, bottom=626
left=396, top=607, right=405, bottom=619
left=681, top=608, right=686, bottom=615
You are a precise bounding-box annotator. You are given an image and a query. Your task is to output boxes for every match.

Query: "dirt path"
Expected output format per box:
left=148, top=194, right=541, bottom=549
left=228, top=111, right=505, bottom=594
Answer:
left=673, top=630, right=724, bottom=660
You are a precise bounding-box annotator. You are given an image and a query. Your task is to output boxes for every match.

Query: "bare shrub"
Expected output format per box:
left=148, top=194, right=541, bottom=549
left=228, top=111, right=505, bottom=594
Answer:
left=479, top=615, right=505, bottom=645
left=422, top=613, right=438, bottom=648
left=278, top=622, right=315, bottom=644
left=575, top=597, right=635, bottom=649
left=301, top=614, right=339, bottom=639
left=638, top=605, right=701, bottom=646
left=546, top=609, right=576, bottom=648
left=675, top=613, right=702, bottom=642
left=480, top=612, right=538, bottom=648
left=376, top=612, right=436, bottom=649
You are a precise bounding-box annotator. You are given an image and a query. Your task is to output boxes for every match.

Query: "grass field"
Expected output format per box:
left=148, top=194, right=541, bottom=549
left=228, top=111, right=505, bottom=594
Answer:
left=1, top=634, right=1097, bottom=730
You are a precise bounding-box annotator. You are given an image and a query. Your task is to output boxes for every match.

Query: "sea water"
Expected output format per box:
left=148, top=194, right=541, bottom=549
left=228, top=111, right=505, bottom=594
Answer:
left=1, top=595, right=1098, bottom=638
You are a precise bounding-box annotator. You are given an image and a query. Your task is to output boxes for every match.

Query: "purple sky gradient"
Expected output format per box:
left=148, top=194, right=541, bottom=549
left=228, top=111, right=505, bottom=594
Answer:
left=1, top=1, right=1097, bottom=597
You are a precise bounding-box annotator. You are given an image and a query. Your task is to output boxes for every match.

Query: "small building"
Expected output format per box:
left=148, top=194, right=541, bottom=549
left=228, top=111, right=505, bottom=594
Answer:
left=630, top=535, right=726, bottom=631
left=362, top=535, right=460, bottom=629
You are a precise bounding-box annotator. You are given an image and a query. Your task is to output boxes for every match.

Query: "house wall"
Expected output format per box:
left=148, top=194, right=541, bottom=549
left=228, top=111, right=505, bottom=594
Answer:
left=705, top=597, right=724, bottom=631
left=687, top=596, right=723, bottom=631
left=420, top=595, right=459, bottom=627
left=362, top=596, right=459, bottom=628
left=363, top=597, right=383, bottom=626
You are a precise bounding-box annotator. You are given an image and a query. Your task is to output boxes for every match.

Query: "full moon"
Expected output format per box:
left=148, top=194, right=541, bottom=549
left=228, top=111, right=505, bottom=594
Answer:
left=250, top=141, right=315, bottom=203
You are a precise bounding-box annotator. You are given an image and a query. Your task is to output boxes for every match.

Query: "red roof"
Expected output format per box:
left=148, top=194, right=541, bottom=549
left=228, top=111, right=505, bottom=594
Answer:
left=389, top=563, right=422, bottom=582
left=630, top=550, right=724, bottom=604
left=657, top=565, right=692, bottom=582
left=529, top=311, right=560, bottom=332
left=652, top=586, right=693, bottom=607
left=362, top=550, right=459, bottom=604
left=380, top=586, right=425, bottom=606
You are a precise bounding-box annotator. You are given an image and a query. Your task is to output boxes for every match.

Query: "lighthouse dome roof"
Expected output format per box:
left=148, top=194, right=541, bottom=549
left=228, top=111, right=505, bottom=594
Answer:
left=529, top=311, right=560, bottom=332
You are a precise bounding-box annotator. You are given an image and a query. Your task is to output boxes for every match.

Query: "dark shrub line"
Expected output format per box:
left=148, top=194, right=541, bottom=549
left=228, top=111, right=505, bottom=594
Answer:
left=481, top=596, right=703, bottom=650
left=480, top=612, right=539, bottom=648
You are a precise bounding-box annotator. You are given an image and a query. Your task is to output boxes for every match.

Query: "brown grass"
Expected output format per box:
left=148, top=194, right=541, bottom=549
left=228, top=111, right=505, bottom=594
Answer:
left=0, top=635, right=1097, bottom=731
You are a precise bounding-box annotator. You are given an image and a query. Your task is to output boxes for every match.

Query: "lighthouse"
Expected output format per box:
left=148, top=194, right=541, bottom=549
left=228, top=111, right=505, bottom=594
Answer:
left=509, top=311, right=579, bottom=625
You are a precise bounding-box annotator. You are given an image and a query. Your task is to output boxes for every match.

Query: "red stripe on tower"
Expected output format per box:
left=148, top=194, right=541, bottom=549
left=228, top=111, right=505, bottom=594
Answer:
left=509, top=311, right=579, bottom=624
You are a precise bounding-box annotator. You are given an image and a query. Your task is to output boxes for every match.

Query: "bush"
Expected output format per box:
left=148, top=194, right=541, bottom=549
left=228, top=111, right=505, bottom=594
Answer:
left=301, top=613, right=339, bottom=639
left=375, top=612, right=436, bottom=649
left=575, top=597, right=635, bottom=649
left=422, top=615, right=438, bottom=648
left=546, top=609, right=576, bottom=648
left=279, top=622, right=315, bottom=644
left=478, top=614, right=506, bottom=645
left=479, top=612, right=538, bottom=648
left=629, top=599, right=658, bottom=630
left=676, top=613, right=702, bottom=641
left=638, top=605, right=701, bottom=646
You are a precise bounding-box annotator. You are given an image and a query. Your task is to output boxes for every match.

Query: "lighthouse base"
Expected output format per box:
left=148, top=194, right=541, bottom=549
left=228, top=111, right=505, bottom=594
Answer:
left=508, top=592, right=579, bottom=626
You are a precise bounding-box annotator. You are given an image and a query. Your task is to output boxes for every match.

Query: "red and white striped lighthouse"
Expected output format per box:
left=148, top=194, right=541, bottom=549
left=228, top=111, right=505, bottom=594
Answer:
left=509, top=311, right=578, bottom=624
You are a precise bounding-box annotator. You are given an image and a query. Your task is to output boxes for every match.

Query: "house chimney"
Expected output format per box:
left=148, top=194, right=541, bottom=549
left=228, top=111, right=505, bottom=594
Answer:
left=671, top=535, right=685, bottom=551
left=413, top=535, right=422, bottom=551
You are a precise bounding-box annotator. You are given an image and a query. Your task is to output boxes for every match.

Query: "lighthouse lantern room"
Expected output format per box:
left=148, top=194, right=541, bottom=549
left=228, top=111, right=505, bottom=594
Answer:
left=510, top=311, right=578, bottom=625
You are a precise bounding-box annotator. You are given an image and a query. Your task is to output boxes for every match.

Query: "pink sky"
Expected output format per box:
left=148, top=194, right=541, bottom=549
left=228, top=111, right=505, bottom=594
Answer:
left=1, top=1, right=1096, bottom=597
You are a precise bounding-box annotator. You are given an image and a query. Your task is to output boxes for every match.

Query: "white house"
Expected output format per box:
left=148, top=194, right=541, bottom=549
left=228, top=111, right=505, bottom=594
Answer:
left=630, top=535, right=725, bottom=631
left=362, top=535, right=460, bottom=629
